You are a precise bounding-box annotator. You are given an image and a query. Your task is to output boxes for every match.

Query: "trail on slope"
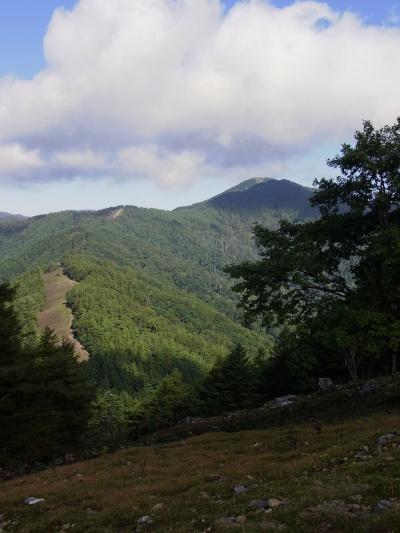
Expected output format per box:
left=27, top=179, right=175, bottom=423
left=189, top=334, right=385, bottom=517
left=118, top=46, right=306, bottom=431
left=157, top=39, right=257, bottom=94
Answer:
left=38, top=268, right=89, bottom=362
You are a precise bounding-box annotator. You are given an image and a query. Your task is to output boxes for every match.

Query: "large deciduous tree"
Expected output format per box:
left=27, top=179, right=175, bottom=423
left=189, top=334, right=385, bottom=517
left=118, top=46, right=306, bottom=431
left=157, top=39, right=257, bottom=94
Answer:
left=226, top=119, right=400, bottom=381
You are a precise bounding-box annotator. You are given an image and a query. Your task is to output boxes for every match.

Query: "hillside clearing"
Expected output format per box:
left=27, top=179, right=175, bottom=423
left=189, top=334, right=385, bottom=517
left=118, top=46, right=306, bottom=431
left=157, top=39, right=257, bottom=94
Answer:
left=1, top=413, right=400, bottom=532
left=38, top=268, right=89, bottom=362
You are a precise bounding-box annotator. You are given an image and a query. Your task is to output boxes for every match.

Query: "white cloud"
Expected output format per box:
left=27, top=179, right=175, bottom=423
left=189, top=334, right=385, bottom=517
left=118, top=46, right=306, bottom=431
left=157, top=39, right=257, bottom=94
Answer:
left=1, top=0, right=400, bottom=186
left=0, top=144, right=44, bottom=178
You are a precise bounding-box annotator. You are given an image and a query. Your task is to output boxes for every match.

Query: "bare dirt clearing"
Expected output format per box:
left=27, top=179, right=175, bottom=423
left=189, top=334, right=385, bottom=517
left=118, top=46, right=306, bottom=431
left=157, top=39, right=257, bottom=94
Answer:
left=38, top=268, right=89, bottom=362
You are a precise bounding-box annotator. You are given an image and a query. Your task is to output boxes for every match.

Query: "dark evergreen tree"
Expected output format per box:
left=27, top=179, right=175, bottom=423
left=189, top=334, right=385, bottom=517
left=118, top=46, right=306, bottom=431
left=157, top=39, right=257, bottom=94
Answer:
left=27, top=329, right=95, bottom=462
left=0, top=288, right=94, bottom=466
left=0, top=283, right=34, bottom=465
left=200, top=344, right=257, bottom=414
left=130, top=369, right=191, bottom=438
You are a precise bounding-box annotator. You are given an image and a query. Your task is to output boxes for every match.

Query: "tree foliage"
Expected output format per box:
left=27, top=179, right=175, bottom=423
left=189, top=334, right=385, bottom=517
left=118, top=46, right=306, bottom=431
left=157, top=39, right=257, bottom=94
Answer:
left=0, top=284, right=94, bottom=466
left=227, top=119, right=400, bottom=382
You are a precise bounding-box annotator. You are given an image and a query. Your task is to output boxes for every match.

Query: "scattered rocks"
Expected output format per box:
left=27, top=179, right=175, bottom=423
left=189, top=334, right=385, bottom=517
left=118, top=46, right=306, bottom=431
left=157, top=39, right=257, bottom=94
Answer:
left=373, top=500, right=393, bottom=513
left=137, top=515, right=153, bottom=525
left=24, top=497, right=45, bottom=505
left=306, top=500, right=368, bottom=517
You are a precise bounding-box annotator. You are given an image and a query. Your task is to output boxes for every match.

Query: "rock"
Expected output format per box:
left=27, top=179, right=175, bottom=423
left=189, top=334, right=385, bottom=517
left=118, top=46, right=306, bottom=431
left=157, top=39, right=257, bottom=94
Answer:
left=151, top=503, right=164, bottom=512
left=377, top=433, right=397, bottom=447
left=273, top=395, right=297, bottom=407
left=248, top=499, right=269, bottom=509
left=233, top=485, right=248, bottom=495
left=236, top=515, right=246, bottom=524
left=214, top=517, right=240, bottom=529
left=373, top=500, right=393, bottom=513
left=24, top=497, right=45, bottom=505
left=318, top=377, right=334, bottom=393
left=360, top=382, right=378, bottom=395
left=137, top=515, right=153, bottom=525
left=267, top=498, right=283, bottom=508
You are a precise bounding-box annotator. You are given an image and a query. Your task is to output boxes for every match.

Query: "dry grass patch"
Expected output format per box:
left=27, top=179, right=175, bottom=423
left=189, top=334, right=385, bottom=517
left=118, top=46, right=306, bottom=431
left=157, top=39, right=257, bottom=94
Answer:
left=38, top=268, right=89, bottom=361
left=1, top=414, right=400, bottom=531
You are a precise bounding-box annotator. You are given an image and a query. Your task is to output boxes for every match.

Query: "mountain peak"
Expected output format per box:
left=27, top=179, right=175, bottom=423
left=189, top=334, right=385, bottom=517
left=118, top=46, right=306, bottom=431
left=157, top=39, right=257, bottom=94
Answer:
left=187, top=177, right=314, bottom=213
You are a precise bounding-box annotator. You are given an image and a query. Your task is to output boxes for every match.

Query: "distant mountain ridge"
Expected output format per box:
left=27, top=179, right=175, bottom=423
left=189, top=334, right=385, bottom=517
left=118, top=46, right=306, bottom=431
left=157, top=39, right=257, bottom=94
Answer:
left=0, top=212, right=25, bottom=220
left=187, top=177, right=314, bottom=213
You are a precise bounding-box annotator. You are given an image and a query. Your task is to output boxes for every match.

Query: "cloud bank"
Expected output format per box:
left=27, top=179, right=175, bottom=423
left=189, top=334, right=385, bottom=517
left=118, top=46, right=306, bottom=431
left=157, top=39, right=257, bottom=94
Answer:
left=1, top=0, right=400, bottom=186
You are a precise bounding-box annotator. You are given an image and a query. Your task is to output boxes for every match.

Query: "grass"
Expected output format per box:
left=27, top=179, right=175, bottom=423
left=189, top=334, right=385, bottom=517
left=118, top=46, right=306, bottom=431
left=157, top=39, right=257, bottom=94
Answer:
left=1, top=413, right=400, bottom=532
left=38, top=268, right=89, bottom=361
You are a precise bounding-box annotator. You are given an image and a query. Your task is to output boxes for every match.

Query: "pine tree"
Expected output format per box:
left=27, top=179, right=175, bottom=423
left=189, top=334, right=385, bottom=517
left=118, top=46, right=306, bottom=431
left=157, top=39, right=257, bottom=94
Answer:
left=0, top=283, right=35, bottom=465
left=201, top=344, right=257, bottom=414
left=27, top=329, right=95, bottom=462
left=0, top=284, right=94, bottom=466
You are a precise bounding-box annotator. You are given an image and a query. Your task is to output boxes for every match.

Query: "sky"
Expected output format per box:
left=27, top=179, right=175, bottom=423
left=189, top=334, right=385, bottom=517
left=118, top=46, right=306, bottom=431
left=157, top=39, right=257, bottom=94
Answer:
left=0, top=0, right=400, bottom=215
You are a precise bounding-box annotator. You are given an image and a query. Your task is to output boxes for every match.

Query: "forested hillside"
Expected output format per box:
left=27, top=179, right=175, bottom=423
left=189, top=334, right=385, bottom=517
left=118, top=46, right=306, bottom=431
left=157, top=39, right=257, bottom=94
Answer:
left=0, top=178, right=313, bottom=402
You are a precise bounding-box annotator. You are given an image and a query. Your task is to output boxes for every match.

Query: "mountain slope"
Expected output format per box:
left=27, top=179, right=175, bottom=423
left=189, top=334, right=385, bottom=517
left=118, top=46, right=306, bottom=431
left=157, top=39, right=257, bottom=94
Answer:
left=2, top=380, right=400, bottom=531
left=186, top=177, right=314, bottom=214
left=1, top=178, right=315, bottom=395
left=0, top=212, right=25, bottom=220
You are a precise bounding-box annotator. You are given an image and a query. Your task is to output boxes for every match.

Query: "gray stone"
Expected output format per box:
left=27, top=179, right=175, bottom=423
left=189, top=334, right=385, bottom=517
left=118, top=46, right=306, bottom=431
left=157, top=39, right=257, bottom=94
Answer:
left=373, top=500, right=393, bottom=513
left=248, top=499, right=269, bottom=509
left=137, top=515, right=153, bottom=525
left=233, top=485, right=248, bottom=495
left=273, top=395, right=297, bottom=407
left=24, top=497, right=45, bottom=505
left=377, top=433, right=397, bottom=447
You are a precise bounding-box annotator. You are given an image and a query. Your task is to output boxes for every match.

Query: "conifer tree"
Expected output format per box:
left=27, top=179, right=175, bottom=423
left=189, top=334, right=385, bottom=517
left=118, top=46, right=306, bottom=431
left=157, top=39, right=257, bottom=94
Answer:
left=0, top=284, right=94, bottom=466
left=201, top=344, right=257, bottom=414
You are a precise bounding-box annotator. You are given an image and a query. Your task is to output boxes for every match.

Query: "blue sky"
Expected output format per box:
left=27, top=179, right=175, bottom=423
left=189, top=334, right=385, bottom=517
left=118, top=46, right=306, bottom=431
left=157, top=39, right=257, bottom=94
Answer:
left=0, top=0, right=399, bottom=215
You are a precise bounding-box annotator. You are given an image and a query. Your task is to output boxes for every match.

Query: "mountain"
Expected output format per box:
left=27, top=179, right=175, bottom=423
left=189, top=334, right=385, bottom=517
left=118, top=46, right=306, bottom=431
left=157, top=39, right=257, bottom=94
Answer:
left=0, top=212, right=25, bottom=220
left=188, top=177, right=314, bottom=213
left=0, top=177, right=315, bottom=396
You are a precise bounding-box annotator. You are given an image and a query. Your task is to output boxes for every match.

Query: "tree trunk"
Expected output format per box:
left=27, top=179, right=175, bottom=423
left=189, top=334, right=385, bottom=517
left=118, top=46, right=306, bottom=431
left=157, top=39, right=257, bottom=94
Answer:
left=392, top=353, right=397, bottom=375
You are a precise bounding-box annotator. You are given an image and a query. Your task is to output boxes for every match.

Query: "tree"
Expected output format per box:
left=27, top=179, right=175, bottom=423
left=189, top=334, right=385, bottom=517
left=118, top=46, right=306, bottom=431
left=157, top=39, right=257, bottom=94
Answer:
left=200, top=344, right=258, bottom=414
left=130, top=369, right=191, bottom=438
left=0, top=291, right=94, bottom=466
left=27, top=329, right=95, bottom=462
left=227, top=119, right=400, bottom=382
